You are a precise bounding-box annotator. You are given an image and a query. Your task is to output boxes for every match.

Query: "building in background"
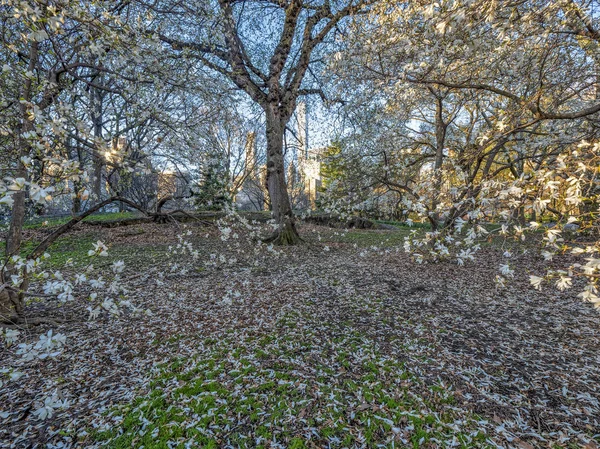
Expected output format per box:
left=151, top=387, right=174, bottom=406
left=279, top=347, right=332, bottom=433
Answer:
left=293, top=101, right=324, bottom=210
left=234, top=102, right=324, bottom=211
left=234, top=131, right=268, bottom=211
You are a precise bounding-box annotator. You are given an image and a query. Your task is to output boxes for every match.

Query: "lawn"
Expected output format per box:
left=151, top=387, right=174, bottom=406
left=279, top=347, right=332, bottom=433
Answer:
left=22, top=211, right=143, bottom=229
left=1, top=220, right=598, bottom=449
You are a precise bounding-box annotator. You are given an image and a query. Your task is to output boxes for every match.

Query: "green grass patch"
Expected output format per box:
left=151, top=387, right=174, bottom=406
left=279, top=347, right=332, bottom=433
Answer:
left=93, top=313, right=492, bottom=449
left=375, top=219, right=432, bottom=230
left=1, top=228, right=170, bottom=271
left=325, top=228, right=413, bottom=248
left=23, top=211, right=142, bottom=229
left=0, top=232, right=98, bottom=267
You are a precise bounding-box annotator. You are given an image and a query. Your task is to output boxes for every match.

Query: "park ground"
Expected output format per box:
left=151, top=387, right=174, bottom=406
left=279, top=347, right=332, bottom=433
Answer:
left=0, top=218, right=599, bottom=449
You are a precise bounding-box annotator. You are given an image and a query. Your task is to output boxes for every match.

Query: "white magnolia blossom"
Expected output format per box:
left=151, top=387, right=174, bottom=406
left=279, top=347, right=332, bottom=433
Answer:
left=32, top=392, right=69, bottom=421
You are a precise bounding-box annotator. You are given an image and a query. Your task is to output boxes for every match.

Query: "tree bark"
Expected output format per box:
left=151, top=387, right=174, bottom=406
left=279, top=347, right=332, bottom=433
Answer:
left=91, top=86, right=104, bottom=201
left=428, top=94, right=447, bottom=232
left=72, top=183, right=82, bottom=214
left=263, top=106, right=301, bottom=245
left=5, top=43, right=39, bottom=260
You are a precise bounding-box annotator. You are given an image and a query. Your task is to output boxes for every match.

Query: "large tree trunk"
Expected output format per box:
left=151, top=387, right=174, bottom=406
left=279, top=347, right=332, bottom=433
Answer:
left=263, top=106, right=301, bottom=245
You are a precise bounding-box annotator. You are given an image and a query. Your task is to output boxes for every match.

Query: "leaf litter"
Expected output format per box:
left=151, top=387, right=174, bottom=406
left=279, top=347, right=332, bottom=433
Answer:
left=1, top=222, right=599, bottom=448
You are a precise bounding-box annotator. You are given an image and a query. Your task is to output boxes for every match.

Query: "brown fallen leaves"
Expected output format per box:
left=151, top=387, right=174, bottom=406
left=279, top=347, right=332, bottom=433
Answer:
left=1, top=222, right=599, bottom=448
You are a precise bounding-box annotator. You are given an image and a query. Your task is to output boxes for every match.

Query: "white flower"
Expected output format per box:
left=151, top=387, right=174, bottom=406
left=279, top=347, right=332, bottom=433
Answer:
left=89, top=277, right=105, bottom=288
left=101, top=299, right=119, bottom=315
left=545, top=229, right=562, bottom=243
left=220, top=227, right=232, bottom=241
left=88, top=241, right=108, bottom=257
left=87, top=306, right=101, bottom=320
left=112, top=260, right=125, bottom=273
left=9, top=371, right=24, bottom=381
left=530, top=275, right=544, bottom=290
left=11, top=274, right=22, bottom=286
left=495, top=275, right=506, bottom=288
left=578, top=289, right=600, bottom=307
left=555, top=276, right=572, bottom=291
left=7, top=178, right=27, bottom=191
left=499, top=264, right=514, bottom=277
left=29, top=184, right=54, bottom=204
left=541, top=251, right=554, bottom=261
left=74, top=274, right=87, bottom=285
left=0, top=194, right=14, bottom=207
left=1, top=329, right=20, bottom=346
left=33, top=393, right=68, bottom=421
left=79, top=189, right=90, bottom=201
left=35, top=330, right=66, bottom=353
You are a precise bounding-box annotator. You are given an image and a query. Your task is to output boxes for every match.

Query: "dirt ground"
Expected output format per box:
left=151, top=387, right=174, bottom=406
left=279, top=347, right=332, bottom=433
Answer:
left=1, top=221, right=599, bottom=448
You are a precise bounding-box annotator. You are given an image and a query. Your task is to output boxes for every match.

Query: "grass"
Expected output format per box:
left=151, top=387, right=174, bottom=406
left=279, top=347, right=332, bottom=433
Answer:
left=324, top=228, right=413, bottom=248
left=319, top=220, right=511, bottom=250
left=92, top=309, right=492, bottom=449
left=2, top=211, right=145, bottom=267
left=0, top=233, right=98, bottom=267
left=320, top=222, right=527, bottom=252
left=23, top=211, right=142, bottom=230
left=374, top=220, right=432, bottom=230
left=1, top=228, right=169, bottom=271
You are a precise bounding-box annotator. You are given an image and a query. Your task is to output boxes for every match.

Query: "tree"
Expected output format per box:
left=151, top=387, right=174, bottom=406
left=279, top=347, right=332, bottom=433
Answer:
left=320, top=142, right=344, bottom=191
left=193, top=151, right=233, bottom=210
left=153, top=0, right=373, bottom=244
left=324, top=0, right=600, bottom=300
left=0, top=1, right=130, bottom=277
left=329, top=0, right=600, bottom=230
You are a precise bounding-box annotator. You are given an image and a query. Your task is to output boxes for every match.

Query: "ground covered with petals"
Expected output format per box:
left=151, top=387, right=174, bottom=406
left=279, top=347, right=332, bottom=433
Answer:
left=1, top=222, right=599, bottom=448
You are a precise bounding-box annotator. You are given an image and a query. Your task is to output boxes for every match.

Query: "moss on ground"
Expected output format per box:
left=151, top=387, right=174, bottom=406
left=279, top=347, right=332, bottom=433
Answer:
left=93, top=311, right=491, bottom=449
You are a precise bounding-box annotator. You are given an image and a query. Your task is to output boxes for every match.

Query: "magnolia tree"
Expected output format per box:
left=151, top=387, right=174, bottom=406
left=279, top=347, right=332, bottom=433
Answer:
left=0, top=0, right=144, bottom=418
left=0, top=0, right=224, bottom=420
left=147, top=0, right=377, bottom=244
left=322, top=0, right=600, bottom=305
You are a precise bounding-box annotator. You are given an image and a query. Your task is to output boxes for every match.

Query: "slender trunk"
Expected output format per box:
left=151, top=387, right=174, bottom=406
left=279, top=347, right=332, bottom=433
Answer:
left=430, top=96, right=447, bottom=232
left=264, top=106, right=300, bottom=245
left=91, top=87, right=104, bottom=200
left=7, top=183, right=27, bottom=260
left=4, top=43, right=38, bottom=316
left=68, top=136, right=83, bottom=214
left=72, top=193, right=81, bottom=214
left=6, top=43, right=38, bottom=260
left=93, top=156, right=103, bottom=200
left=72, top=178, right=82, bottom=214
